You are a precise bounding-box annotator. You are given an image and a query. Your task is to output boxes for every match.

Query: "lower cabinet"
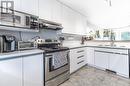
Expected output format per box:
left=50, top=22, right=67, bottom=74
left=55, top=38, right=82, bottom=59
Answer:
left=23, top=54, right=44, bottom=86
left=94, top=48, right=129, bottom=78
left=0, top=58, right=22, bottom=86
left=70, top=47, right=86, bottom=74
left=94, top=51, right=109, bottom=69
left=70, top=49, right=78, bottom=73
left=0, top=53, right=44, bottom=86
left=86, top=47, right=95, bottom=66
left=109, top=53, right=129, bottom=77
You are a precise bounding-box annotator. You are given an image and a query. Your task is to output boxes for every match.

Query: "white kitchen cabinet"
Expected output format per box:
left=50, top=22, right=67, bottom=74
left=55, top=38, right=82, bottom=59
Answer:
left=39, top=0, right=52, bottom=20
left=51, top=0, right=62, bottom=23
left=39, top=0, right=62, bottom=22
left=109, top=53, right=129, bottom=77
left=61, top=5, right=77, bottom=34
left=2, top=0, right=38, bottom=15
left=76, top=48, right=86, bottom=69
left=8, top=0, right=21, bottom=11
left=62, top=9, right=86, bottom=34
left=75, top=14, right=87, bottom=35
left=81, top=16, right=88, bottom=34
left=70, top=49, right=78, bottom=73
left=1, top=0, right=21, bottom=10
left=0, top=58, right=22, bottom=86
left=93, top=48, right=129, bottom=78
left=23, top=54, right=44, bottom=86
left=61, top=4, right=88, bottom=35
left=21, top=0, right=39, bottom=15
left=70, top=47, right=87, bottom=74
left=86, top=47, right=95, bottom=66
left=94, top=51, right=109, bottom=69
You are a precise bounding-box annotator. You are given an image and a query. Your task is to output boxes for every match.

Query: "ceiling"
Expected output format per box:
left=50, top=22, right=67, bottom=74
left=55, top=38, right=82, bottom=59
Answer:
left=58, top=0, right=130, bottom=28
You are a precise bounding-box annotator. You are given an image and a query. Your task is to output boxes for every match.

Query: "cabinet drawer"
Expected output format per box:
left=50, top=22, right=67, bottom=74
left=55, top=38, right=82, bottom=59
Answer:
left=71, top=48, right=86, bottom=57
left=77, top=60, right=86, bottom=68
left=77, top=55, right=85, bottom=62
left=95, top=48, right=128, bottom=54
left=76, top=49, right=85, bottom=53
left=77, top=55, right=85, bottom=59
left=70, top=47, right=86, bottom=73
left=75, top=48, right=86, bottom=56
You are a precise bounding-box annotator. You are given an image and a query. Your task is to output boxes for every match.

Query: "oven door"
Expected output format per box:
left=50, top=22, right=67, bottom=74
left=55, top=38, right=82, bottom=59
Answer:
left=45, top=51, right=70, bottom=81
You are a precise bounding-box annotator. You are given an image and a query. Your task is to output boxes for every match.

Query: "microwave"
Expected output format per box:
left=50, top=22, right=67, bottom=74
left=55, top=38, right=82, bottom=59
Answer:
left=14, top=11, right=39, bottom=30
left=0, top=7, right=39, bottom=30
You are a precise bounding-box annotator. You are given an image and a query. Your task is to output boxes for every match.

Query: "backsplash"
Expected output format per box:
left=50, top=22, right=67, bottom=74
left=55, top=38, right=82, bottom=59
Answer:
left=61, top=33, right=84, bottom=41
left=0, top=28, right=62, bottom=41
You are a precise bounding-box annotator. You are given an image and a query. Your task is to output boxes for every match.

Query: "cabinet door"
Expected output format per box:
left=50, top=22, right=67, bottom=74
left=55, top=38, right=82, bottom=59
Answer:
left=0, top=0, right=21, bottom=11
left=21, top=0, right=39, bottom=15
left=23, top=54, right=44, bottom=86
left=39, top=0, right=52, bottom=20
left=70, top=49, right=78, bottom=73
left=9, top=0, right=21, bottom=11
left=94, top=51, right=109, bottom=69
left=52, top=0, right=62, bottom=23
left=0, top=58, right=22, bottom=86
left=61, top=5, right=71, bottom=33
left=86, top=47, right=95, bottom=66
left=76, top=48, right=86, bottom=69
left=62, top=5, right=77, bottom=34
left=75, top=14, right=85, bottom=35
left=81, top=16, right=87, bottom=35
left=109, top=54, right=129, bottom=77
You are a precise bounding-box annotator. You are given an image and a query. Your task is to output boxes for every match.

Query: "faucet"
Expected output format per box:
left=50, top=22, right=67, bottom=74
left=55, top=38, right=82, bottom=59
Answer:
left=110, top=30, right=116, bottom=47
left=110, top=40, right=115, bottom=47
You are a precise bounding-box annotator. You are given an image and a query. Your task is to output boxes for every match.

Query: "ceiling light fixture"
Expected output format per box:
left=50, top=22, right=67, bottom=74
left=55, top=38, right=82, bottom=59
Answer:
left=109, top=0, right=112, bottom=6
left=105, top=0, right=112, bottom=7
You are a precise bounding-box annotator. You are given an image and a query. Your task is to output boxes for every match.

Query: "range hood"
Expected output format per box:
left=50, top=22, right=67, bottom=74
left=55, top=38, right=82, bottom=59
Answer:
left=39, top=19, right=63, bottom=30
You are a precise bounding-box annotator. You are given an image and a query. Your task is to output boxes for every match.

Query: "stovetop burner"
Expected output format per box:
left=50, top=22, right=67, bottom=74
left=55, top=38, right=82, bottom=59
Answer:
left=37, top=41, right=69, bottom=53
left=39, top=47, right=69, bottom=53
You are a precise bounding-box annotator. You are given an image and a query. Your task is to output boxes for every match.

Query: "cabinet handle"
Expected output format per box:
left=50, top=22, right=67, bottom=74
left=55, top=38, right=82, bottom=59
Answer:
left=77, top=55, right=84, bottom=59
left=95, top=50, right=113, bottom=54
left=77, top=60, right=84, bottom=64
left=112, top=52, right=128, bottom=55
left=95, top=50, right=128, bottom=55
left=77, top=50, right=84, bottom=53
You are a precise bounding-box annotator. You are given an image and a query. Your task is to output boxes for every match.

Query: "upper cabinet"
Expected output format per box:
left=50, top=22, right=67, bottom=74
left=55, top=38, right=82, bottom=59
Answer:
left=8, top=0, right=21, bottom=11
left=0, top=0, right=88, bottom=35
left=3, top=0, right=39, bottom=16
left=75, top=13, right=87, bottom=35
left=51, top=0, right=62, bottom=23
left=21, top=0, right=39, bottom=16
left=61, top=5, right=77, bottom=34
left=61, top=5, right=87, bottom=35
left=39, top=0, right=52, bottom=20
left=39, top=0, right=62, bottom=23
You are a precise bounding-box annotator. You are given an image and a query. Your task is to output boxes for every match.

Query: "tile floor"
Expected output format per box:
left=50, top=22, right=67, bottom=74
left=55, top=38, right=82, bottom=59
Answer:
left=60, top=66, right=130, bottom=86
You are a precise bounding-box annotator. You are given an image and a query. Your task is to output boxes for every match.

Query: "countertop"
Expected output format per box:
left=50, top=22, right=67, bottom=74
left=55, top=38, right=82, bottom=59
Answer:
left=0, top=44, right=129, bottom=60
left=0, top=49, right=44, bottom=60
left=64, top=44, right=130, bottom=50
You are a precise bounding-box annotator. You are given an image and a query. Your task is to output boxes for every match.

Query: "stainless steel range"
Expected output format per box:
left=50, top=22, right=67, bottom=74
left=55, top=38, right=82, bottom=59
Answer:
left=37, top=41, right=70, bottom=86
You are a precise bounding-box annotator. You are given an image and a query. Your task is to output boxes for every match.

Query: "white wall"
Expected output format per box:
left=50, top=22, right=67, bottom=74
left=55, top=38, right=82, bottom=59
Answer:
left=59, top=0, right=130, bottom=28
left=88, top=0, right=130, bottom=28
left=0, top=29, right=61, bottom=41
